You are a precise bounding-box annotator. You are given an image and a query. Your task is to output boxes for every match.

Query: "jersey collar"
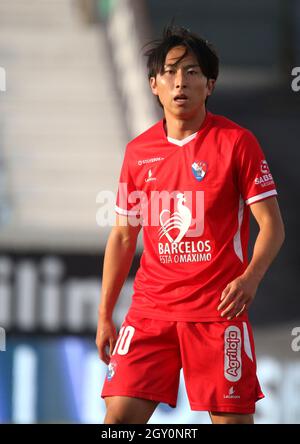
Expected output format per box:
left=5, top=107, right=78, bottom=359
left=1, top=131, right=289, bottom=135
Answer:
left=161, top=111, right=212, bottom=147
left=167, top=131, right=198, bottom=146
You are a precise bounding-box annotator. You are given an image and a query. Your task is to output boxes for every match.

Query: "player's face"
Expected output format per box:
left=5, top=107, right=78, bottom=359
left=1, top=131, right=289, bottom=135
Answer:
left=150, top=46, right=215, bottom=119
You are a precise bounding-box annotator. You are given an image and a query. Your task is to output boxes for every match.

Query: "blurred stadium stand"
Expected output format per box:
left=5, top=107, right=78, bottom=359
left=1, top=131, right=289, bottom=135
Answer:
left=0, top=0, right=128, bottom=251
left=0, top=0, right=299, bottom=424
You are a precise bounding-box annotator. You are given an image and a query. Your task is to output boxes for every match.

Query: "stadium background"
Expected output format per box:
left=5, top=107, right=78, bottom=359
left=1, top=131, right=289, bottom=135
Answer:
left=0, top=0, right=299, bottom=423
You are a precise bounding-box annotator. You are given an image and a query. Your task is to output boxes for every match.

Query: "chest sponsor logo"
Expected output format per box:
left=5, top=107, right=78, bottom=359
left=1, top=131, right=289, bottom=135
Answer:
left=192, top=161, right=207, bottom=182
left=158, top=192, right=212, bottom=264
left=159, top=192, right=191, bottom=243
left=224, top=325, right=242, bottom=382
left=106, top=361, right=117, bottom=381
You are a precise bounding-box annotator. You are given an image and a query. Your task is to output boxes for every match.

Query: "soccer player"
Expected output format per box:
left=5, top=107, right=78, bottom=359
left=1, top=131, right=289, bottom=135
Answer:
left=96, top=26, right=285, bottom=424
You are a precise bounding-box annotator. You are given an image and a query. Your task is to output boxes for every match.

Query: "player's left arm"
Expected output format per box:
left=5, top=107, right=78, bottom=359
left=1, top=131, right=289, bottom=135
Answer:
left=217, top=196, right=285, bottom=320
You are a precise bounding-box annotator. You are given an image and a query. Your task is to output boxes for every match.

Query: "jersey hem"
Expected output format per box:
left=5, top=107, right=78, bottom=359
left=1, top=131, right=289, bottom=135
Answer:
left=128, top=307, right=248, bottom=323
left=101, top=390, right=176, bottom=408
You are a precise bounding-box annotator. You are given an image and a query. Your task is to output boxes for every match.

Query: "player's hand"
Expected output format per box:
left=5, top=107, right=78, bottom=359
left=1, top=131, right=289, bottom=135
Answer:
left=217, top=274, right=259, bottom=320
left=95, top=318, right=118, bottom=365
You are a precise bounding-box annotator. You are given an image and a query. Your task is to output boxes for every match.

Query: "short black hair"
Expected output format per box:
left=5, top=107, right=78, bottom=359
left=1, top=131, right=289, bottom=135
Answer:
left=144, top=25, right=219, bottom=82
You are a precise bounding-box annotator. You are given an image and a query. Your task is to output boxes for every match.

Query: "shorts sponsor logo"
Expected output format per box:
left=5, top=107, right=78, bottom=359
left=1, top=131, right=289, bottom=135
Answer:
left=224, top=386, right=240, bottom=399
left=224, top=325, right=242, bottom=382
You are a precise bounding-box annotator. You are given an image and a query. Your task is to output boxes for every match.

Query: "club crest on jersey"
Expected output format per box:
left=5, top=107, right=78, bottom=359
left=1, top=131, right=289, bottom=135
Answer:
left=192, top=161, right=207, bottom=181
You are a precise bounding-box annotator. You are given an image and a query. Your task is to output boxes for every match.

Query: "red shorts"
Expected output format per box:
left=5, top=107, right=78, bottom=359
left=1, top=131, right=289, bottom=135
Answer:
left=101, top=311, right=264, bottom=414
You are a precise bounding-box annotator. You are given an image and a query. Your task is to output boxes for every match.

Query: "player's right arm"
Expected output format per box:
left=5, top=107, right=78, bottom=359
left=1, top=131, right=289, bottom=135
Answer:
left=96, top=214, right=142, bottom=364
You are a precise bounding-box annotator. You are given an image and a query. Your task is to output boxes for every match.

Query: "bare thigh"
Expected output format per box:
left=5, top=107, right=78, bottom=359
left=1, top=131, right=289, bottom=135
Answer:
left=104, top=396, right=159, bottom=424
left=209, top=411, right=254, bottom=424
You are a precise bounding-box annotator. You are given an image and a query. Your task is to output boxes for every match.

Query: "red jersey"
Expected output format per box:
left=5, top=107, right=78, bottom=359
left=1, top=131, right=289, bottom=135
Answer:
left=115, top=111, right=277, bottom=321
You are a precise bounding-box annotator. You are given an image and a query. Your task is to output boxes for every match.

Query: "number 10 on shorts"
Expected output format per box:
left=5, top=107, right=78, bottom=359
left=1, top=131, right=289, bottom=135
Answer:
left=112, top=326, right=135, bottom=356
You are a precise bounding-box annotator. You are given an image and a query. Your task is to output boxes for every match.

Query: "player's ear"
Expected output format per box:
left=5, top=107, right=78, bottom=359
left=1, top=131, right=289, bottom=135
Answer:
left=206, top=78, right=216, bottom=96
left=150, top=76, right=158, bottom=96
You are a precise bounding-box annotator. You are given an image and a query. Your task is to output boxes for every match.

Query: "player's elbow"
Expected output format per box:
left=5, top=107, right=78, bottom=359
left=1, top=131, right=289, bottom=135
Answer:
left=110, top=225, right=139, bottom=250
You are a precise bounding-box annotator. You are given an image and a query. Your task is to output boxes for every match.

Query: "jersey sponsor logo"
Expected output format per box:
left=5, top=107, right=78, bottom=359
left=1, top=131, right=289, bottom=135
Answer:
left=145, top=169, right=157, bottom=183
left=137, top=157, right=164, bottom=166
left=191, top=161, right=207, bottom=182
left=224, top=325, right=242, bottom=382
left=223, top=386, right=240, bottom=399
left=254, top=173, right=274, bottom=187
left=157, top=192, right=212, bottom=264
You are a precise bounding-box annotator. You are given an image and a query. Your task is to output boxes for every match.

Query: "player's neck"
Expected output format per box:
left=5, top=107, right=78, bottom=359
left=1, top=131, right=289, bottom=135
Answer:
left=163, top=108, right=207, bottom=141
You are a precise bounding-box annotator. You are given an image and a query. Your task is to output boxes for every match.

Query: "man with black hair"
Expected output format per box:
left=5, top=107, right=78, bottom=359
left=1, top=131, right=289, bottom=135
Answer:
left=96, top=26, right=285, bottom=424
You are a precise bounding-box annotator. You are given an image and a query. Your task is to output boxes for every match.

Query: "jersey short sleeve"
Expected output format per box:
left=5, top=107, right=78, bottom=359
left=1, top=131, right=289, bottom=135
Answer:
left=235, top=130, right=278, bottom=205
left=115, top=145, right=141, bottom=216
